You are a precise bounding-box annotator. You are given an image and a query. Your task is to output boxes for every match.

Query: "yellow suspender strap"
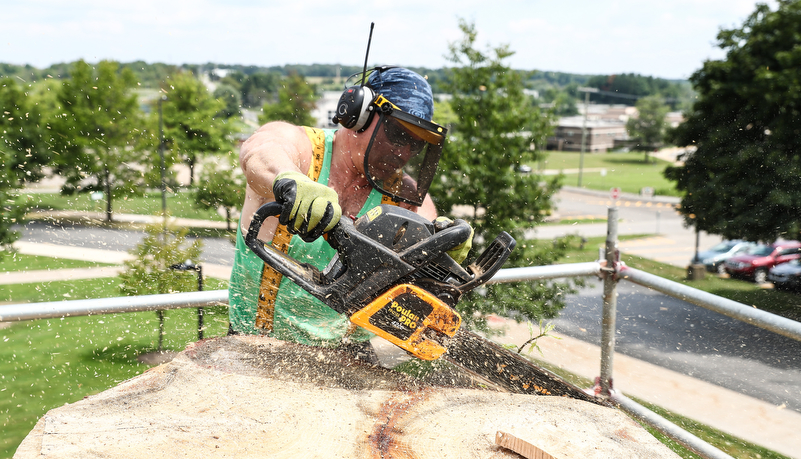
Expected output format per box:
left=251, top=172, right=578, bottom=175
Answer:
left=381, top=194, right=398, bottom=205
left=255, top=127, right=326, bottom=332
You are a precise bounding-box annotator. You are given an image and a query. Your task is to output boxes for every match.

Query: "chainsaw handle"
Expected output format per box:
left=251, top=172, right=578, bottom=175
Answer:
left=245, top=201, right=283, bottom=249
left=244, top=201, right=335, bottom=303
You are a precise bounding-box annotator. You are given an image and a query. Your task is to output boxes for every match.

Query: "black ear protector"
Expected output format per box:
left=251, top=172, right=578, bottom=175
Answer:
left=331, top=84, right=377, bottom=132
left=331, top=65, right=400, bottom=132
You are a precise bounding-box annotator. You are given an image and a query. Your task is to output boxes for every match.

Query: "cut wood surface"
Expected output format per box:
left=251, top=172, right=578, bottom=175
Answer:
left=15, top=335, right=679, bottom=458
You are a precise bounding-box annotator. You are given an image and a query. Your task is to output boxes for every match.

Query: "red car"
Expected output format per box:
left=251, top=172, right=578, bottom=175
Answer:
left=724, top=241, right=801, bottom=283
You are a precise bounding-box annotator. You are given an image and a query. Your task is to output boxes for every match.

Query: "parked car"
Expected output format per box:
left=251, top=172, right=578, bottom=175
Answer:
left=696, top=240, right=757, bottom=274
left=768, top=259, right=801, bottom=291
left=724, top=241, right=801, bottom=283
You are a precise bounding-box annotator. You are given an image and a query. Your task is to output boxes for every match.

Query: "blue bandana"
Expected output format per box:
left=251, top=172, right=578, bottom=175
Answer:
left=367, top=67, right=434, bottom=121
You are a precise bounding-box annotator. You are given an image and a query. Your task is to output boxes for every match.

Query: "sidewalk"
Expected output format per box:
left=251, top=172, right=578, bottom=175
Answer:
left=11, top=241, right=234, bottom=280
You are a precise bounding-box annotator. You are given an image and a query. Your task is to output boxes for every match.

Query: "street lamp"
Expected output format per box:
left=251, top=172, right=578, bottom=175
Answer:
left=158, top=95, right=168, bottom=231
left=577, top=87, right=599, bottom=187
left=170, top=259, right=205, bottom=339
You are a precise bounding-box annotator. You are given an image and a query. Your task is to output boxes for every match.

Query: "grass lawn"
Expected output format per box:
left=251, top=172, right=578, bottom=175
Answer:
left=0, top=253, right=114, bottom=272
left=0, top=268, right=230, bottom=458
left=17, top=189, right=227, bottom=222
left=537, top=150, right=680, bottom=197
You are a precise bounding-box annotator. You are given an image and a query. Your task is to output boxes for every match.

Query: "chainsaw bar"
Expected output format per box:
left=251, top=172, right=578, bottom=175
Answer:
left=445, top=329, right=610, bottom=406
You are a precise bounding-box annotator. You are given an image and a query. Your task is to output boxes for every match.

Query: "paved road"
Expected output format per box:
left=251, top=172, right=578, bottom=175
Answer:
left=21, top=220, right=236, bottom=268
left=558, top=279, right=801, bottom=412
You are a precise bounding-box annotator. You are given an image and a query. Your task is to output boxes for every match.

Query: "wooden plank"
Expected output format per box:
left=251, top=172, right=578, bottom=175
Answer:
left=496, top=431, right=558, bottom=459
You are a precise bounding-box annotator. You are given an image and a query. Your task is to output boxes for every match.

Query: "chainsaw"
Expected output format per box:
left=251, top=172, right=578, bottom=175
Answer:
left=246, top=202, right=605, bottom=403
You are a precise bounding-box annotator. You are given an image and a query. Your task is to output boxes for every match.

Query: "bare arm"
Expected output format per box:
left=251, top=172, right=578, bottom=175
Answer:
left=240, top=121, right=313, bottom=199
left=239, top=122, right=313, bottom=236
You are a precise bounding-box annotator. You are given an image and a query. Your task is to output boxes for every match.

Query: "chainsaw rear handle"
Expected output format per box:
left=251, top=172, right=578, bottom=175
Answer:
left=245, top=201, right=333, bottom=301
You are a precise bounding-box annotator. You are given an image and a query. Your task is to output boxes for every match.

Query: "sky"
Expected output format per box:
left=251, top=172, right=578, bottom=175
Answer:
left=1, top=0, right=778, bottom=80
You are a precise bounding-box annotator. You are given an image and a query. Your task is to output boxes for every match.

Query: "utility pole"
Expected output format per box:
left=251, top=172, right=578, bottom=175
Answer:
left=577, top=87, right=599, bottom=187
left=158, top=95, right=168, bottom=232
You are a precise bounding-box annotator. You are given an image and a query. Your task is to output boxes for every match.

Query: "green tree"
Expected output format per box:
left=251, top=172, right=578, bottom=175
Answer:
left=585, top=73, right=689, bottom=109
left=213, top=83, right=242, bottom=118
left=161, top=72, right=234, bottom=186
left=118, top=223, right=204, bottom=350
left=626, top=95, right=669, bottom=162
left=429, top=19, right=572, bottom=330
left=0, top=150, right=23, bottom=259
left=119, top=223, right=204, bottom=296
left=665, top=0, right=801, bottom=242
left=194, top=153, right=244, bottom=231
left=240, top=72, right=280, bottom=108
left=541, top=86, right=579, bottom=117
left=258, top=72, right=318, bottom=126
left=50, top=60, right=143, bottom=222
left=0, top=77, right=52, bottom=183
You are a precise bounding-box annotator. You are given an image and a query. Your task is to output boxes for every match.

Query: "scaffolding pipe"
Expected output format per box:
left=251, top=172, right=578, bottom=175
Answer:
left=612, top=393, right=734, bottom=459
left=600, top=207, right=619, bottom=395
left=487, top=262, right=602, bottom=284
left=0, top=289, right=228, bottom=322
left=619, top=265, right=801, bottom=343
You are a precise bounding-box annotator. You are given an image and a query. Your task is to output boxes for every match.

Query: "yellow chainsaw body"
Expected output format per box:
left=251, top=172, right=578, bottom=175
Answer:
left=349, top=284, right=461, bottom=360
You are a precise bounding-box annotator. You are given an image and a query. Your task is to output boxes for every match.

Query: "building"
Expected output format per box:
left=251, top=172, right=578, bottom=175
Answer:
left=311, top=91, right=344, bottom=129
left=547, top=116, right=628, bottom=152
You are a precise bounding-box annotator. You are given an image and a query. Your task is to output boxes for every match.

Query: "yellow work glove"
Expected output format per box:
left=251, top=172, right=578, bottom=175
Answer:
left=434, top=216, right=474, bottom=264
left=273, top=171, right=342, bottom=242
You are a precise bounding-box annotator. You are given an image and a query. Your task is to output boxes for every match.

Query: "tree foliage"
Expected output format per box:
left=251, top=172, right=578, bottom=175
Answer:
left=194, top=153, right=244, bottom=231
left=213, top=83, right=242, bottom=118
left=585, top=73, right=692, bottom=109
left=160, top=72, right=234, bottom=186
left=0, top=77, right=52, bottom=183
left=665, top=0, right=801, bottom=242
left=0, top=149, right=22, bottom=259
left=118, top=223, right=204, bottom=296
left=50, top=60, right=143, bottom=222
left=219, top=71, right=281, bottom=108
left=429, top=19, right=575, bottom=330
left=258, top=73, right=318, bottom=126
left=626, top=95, right=669, bottom=160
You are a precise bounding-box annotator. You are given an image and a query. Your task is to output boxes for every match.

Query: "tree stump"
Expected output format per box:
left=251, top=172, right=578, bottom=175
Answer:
left=15, top=335, right=679, bottom=458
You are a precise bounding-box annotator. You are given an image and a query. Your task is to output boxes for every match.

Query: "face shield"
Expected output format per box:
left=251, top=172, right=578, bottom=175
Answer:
left=363, top=95, right=447, bottom=206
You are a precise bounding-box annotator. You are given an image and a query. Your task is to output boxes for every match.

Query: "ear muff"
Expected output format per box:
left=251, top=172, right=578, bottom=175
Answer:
left=331, top=85, right=377, bottom=132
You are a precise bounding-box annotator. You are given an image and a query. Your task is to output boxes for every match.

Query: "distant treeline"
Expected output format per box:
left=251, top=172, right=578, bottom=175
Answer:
left=0, top=61, right=691, bottom=108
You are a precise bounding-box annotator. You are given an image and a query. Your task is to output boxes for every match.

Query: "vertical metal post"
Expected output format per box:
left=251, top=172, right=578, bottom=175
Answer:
left=600, top=206, right=619, bottom=396
left=578, top=90, right=589, bottom=187
left=157, top=310, right=165, bottom=352
left=577, top=87, right=598, bottom=187
left=158, top=96, right=168, bottom=231
left=196, top=265, right=204, bottom=340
